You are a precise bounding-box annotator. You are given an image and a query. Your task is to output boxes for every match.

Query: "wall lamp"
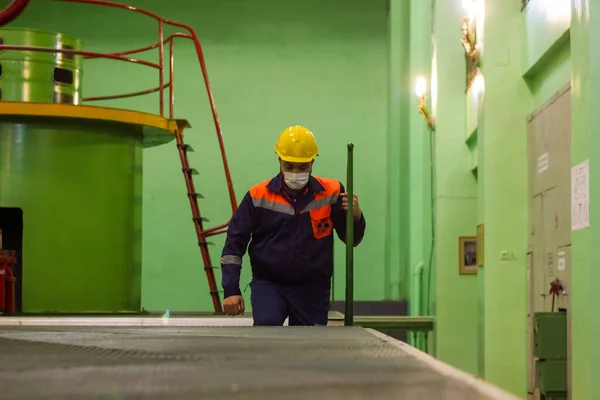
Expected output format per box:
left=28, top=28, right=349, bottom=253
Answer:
left=461, top=0, right=480, bottom=67
left=415, top=76, right=434, bottom=130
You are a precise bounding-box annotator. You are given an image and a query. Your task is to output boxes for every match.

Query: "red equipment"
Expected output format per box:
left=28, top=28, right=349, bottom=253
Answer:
left=0, top=253, right=17, bottom=315
left=0, top=0, right=239, bottom=314
left=549, top=278, right=564, bottom=312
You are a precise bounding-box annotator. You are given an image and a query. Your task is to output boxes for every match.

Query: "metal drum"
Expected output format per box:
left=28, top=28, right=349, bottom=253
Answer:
left=0, top=28, right=83, bottom=104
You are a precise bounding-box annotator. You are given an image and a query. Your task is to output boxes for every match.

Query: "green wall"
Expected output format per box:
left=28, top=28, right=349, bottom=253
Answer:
left=424, top=0, right=573, bottom=396
left=387, top=0, right=411, bottom=303
left=479, top=0, right=529, bottom=393
left=406, top=0, right=433, bottom=349
left=571, top=0, right=600, bottom=398
left=2, top=0, right=391, bottom=312
left=479, top=0, right=571, bottom=395
left=429, top=0, right=479, bottom=374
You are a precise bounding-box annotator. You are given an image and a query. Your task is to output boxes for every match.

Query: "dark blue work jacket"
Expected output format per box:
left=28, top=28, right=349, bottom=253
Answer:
left=220, top=174, right=366, bottom=298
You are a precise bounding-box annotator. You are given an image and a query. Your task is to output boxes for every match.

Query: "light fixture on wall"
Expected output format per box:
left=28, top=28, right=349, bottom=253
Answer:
left=545, top=0, right=571, bottom=24
left=415, top=76, right=434, bottom=130
left=461, top=0, right=481, bottom=86
left=460, top=17, right=478, bottom=59
left=471, top=71, right=485, bottom=94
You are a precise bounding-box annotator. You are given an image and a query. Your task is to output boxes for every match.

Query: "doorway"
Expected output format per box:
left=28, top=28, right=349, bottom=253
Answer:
left=526, top=85, right=571, bottom=400
left=0, top=207, right=23, bottom=313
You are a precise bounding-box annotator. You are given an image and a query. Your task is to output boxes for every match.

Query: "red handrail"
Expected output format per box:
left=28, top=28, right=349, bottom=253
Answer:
left=0, top=44, right=160, bottom=68
left=0, top=0, right=29, bottom=26
left=0, top=0, right=240, bottom=313
left=56, top=0, right=238, bottom=215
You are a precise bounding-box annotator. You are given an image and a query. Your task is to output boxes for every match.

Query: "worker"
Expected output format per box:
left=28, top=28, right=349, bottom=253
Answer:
left=220, top=125, right=366, bottom=326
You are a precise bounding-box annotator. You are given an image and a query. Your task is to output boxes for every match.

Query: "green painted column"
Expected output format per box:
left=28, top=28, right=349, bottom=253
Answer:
left=475, top=4, right=487, bottom=380
left=570, top=1, right=600, bottom=398
left=387, top=0, right=411, bottom=301
left=407, top=0, right=432, bottom=350
left=431, top=0, right=478, bottom=374
left=479, top=0, right=528, bottom=395
left=476, top=104, right=486, bottom=379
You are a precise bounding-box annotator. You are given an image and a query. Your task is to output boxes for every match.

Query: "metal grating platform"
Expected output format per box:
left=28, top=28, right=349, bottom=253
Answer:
left=0, top=325, right=519, bottom=399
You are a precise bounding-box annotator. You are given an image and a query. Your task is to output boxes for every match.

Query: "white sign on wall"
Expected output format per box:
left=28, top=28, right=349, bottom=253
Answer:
left=538, top=152, right=549, bottom=174
left=571, top=159, right=590, bottom=231
left=558, top=251, right=566, bottom=271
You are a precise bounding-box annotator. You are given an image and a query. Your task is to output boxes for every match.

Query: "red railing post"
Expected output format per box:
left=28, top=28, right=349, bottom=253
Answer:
left=0, top=0, right=30, bottom=27
left=158, top=20, right=164, bottom=117
left=169, top=37, right=175, bottom=119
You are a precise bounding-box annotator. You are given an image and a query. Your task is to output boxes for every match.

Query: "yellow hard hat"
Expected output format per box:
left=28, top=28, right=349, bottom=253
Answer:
left=274, top=125, right=319, bottom=163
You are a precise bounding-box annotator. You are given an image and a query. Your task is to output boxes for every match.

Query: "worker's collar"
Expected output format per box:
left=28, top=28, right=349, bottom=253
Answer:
left=267, top=173, right=325, bottom=194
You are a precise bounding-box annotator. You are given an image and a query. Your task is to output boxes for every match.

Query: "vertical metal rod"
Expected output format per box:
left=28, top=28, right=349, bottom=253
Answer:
left=158, top=20, right=164, bottom=116
left=344, top=142, right=355, bottom=326
left=169, top=37, right=174, bottom=119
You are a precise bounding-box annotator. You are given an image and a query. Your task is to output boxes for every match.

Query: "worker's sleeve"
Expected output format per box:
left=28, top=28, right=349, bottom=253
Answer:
left=221, top=191, right=255, bottom=298
left=331, top=182, right=366, bottom=246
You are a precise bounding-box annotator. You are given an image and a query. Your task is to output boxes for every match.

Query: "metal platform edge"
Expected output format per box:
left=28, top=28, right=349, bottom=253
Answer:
left=0, top=316, right=254, bottom=327
left=367, top=330, right=522, bottom=400
left=0, top=101, right=188, bottom=148
left=0, top=314, right=435, bottom=329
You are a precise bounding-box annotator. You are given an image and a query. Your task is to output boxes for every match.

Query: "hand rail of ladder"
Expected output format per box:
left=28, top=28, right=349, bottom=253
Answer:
left=56, top=0, right=238, bottom=217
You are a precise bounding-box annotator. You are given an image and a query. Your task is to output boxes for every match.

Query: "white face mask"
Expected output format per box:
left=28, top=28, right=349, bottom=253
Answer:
left=283, top=172, right=310, bottom=190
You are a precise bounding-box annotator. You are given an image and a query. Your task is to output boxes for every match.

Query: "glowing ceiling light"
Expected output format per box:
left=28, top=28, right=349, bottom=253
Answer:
left=415, top=76, right=427, bottom=98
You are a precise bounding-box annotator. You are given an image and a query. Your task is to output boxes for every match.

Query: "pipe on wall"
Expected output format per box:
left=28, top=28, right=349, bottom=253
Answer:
left=409, top=261, right=425, bottom=346
left=0, top=0, right=30, bottom=27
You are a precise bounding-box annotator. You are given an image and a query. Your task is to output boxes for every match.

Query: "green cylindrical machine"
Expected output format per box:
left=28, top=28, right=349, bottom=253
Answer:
left=0, top=28, right=83, bottom=104
left=0, top=116, right=144, bottom=313
left=0, top=29, right=173, bottom=314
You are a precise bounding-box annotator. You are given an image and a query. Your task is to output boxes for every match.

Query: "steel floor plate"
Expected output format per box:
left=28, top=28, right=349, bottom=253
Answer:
left=0, top=326, right=517, bottom=399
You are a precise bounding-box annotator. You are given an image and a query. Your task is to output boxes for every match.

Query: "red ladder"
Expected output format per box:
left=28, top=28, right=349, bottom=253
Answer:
left=174, top=122, right=223, bottom=315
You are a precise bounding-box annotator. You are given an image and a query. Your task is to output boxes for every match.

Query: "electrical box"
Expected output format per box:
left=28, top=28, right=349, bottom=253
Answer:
left=535, top=359, right=567, bottom=393
left=534, top=312, right=567, bottom=359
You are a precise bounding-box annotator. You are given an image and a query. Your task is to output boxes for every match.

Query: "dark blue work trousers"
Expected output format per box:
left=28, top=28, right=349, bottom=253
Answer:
left=250, top=279, right=330, bottom=326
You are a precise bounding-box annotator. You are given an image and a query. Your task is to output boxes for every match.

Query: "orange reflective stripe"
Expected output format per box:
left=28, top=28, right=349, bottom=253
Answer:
left=313, top=177, right=342, bottom=197
left=249, top=180, right=294, bottom=215
left=248, top=176, right=341, bottom=217
left=303, top=195, right=339, bottom=212
left=249, top=179, right=284, bottom=202
left=303, top=176, right=341, bottom=213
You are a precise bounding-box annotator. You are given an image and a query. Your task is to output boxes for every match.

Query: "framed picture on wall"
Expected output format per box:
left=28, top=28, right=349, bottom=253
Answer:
left=459, top=236, right=478, bottom=275
left=476, top=223, right=485, bottom=266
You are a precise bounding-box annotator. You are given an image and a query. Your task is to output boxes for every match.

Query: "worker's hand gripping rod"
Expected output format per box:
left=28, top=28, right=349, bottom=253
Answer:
left=344, top=143, right=354, bottom=326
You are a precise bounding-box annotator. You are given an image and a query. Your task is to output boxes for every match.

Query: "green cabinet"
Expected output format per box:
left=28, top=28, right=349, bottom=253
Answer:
left=534, top=312, right=567, bottom=359
left=535, top=359, right=567, bottom=393
left=533, top=312, right=567, bottom=397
